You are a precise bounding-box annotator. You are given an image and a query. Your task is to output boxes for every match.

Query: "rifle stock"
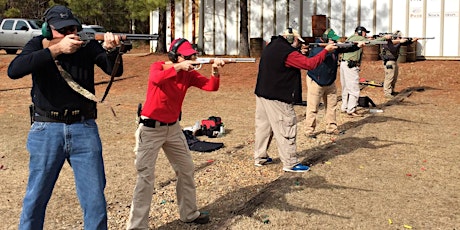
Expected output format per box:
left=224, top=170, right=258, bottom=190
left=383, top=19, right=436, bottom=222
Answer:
left=162, top=57, right=256, bottom=70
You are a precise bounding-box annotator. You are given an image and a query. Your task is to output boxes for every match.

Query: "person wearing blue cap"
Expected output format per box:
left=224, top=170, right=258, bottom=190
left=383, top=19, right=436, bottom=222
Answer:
left=8, top=5, right=122, bottom=230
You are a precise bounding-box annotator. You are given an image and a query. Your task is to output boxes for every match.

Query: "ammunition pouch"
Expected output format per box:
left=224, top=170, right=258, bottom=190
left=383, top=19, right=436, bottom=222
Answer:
left=347, top=60, right=359, bottom=68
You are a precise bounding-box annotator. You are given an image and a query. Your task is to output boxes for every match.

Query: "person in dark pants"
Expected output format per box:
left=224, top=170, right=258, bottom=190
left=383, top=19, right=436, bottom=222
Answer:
left=253, top=28, right=337, bottom=172
left=380, top=31, right=418, bottom=99
left=7, top=5, right=123, bottom=230
left=305, top=28, right=364, bottom=137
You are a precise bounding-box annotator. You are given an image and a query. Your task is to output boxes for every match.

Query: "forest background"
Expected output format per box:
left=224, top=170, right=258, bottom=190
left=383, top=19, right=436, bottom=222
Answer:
left=0, top=0, right=252, bottom=55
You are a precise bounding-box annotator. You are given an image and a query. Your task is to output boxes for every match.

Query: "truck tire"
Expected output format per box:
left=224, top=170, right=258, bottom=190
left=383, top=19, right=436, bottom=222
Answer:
left=5, top=49, right=18, bottom=54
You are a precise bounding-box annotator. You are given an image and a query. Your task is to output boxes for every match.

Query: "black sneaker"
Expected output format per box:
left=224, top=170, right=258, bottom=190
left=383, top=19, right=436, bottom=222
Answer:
left=188, top=212, right=210, bottom=224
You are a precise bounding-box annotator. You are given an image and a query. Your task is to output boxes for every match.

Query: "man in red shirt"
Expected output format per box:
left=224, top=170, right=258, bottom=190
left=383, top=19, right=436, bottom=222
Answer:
left=126, top=38, right=224, bottom=228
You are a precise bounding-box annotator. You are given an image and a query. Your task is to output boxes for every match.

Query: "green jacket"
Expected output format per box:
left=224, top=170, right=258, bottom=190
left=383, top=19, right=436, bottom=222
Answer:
left=342, top=34, right=386, bottom=62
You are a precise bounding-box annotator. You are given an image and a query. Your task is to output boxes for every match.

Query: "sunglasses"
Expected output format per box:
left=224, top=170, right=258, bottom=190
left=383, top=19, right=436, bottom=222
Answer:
left=56, top=26, right=77, bottom=35
left=183, top=54, right=196, bottom=60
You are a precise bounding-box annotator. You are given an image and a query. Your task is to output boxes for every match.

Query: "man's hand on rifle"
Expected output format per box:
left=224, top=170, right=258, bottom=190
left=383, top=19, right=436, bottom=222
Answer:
left=324, top=44, right=338, bottom=52
left=48, top=34, right=84, bottom=58
left=102, top=32, right=120, bottom=51
left=174, top=60, right=199, bottom=72
left=355, top=41, right=367, bottom=48
left=211, top=58, right=225, bottom=77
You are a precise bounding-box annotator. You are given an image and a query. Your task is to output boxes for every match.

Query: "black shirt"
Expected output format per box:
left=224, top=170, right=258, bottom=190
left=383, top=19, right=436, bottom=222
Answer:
left=8, top=35, right=123, bottom=114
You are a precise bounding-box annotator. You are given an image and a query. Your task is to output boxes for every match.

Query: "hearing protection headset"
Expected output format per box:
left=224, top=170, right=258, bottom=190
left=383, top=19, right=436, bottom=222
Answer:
left=41, top=6, right=82, bottom=40
left=355, top=26, right=365, bottom=36
left=41, top=7, right=53, bottom=40
left=286, top=28, right=294, bottom=44
left=322, top=28, right=331, bottom=41
left=168, top=38, right=187, bottom=63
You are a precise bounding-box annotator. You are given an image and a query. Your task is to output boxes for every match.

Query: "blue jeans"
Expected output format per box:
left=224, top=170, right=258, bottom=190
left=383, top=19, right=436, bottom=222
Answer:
left=19, top=120, right=107, bottom=230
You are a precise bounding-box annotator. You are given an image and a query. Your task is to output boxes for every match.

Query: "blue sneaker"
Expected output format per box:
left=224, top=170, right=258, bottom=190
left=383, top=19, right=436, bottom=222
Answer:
left=283, top=163, right=310, bottom=172
left=255, top=157, right=273, bottom=167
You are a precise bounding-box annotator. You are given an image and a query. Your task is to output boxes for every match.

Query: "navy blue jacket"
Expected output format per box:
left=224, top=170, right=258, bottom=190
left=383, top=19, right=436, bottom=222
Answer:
left=307, top=38, right=360, bottom=86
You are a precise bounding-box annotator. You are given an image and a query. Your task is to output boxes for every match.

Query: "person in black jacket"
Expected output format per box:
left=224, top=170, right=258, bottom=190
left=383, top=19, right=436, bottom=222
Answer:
left=253, top=28, right=337, bottom=172
left=305, top=28, right=364, bottom=137
left=7, top=5, right=122, bottom=230
left=380, top=31, right=418, bottom=99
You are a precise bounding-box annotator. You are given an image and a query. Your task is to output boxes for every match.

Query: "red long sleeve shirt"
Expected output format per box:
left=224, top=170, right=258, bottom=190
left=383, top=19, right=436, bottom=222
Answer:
left=285, top=49, right=328, bottom=69
left=141, top=61, right=220, bottom=123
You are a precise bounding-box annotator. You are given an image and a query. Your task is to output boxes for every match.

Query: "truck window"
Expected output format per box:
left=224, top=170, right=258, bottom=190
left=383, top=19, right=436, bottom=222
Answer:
left=28, top=20, right=43, bottom=29
left=15, top=21, right=28, bottom=30
left=2, top=20, right=14, bottom=30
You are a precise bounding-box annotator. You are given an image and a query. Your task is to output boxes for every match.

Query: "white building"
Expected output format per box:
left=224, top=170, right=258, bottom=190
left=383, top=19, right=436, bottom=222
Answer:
left=150, top=0, right=459, bottom=60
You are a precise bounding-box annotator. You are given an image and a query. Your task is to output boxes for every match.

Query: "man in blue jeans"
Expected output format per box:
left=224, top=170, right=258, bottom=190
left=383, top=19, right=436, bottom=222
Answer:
left=7, top=5, right=123, bottom=229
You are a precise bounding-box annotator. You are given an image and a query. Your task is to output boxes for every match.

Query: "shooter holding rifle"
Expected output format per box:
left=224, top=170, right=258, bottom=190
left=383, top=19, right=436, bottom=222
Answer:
left=304, top=28, right=368, bottom=137
left=127, top=38, right=226, bottom=228
left=379, top=31, right=421, bottom=99
left=7, top=5, right=125, bottom=229
left=340, top=26, right=392, bottom=117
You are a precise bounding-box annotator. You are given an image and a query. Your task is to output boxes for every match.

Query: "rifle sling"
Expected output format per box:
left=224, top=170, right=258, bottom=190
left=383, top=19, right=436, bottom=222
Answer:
left=100, top=43, right=124, bottom=103
left=55, top=62, right=99, bottom=102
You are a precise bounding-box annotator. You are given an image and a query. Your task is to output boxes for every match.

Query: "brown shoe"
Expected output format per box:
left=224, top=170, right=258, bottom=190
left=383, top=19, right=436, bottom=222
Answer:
left=385, top=94, right=395, bottom=100
left=347, top=112, right=363, bottom=117
left=326, top=129, right=341, bottom=135
left=188, top=213, right=210, bottom=224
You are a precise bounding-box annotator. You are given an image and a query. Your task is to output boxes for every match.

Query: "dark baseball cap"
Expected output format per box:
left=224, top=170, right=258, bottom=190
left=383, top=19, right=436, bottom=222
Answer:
left=45, top=5, right=80, bottom=30
left=355, top=26, right=370, bottom=33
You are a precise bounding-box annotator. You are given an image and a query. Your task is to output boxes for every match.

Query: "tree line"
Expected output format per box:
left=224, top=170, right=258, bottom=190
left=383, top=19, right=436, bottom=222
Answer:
left=0, top=0, right=250, bottom=56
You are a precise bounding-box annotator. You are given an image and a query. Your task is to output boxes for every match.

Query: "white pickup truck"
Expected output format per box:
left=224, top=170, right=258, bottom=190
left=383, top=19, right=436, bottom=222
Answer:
left=0, top=18, right=43, bottom=54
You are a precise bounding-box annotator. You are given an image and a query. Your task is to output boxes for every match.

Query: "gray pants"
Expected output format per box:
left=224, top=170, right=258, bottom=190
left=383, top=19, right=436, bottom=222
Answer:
left=340, top=61, right=360, bottom=113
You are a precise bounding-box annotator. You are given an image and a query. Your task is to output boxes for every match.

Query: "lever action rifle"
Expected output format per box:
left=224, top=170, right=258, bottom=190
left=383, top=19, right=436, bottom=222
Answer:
left=309, top=40, right=388, bottom=48
left=162, top=57, right=256, bottom=70
left=373, top=33, right=435, bottom=40
left=77, top=31, right=160, bottom=42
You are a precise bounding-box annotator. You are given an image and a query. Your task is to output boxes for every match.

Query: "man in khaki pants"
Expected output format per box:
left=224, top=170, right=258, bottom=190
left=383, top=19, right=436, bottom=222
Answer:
left=126, top=38, right=225, bottom=229
left=254, top=28, right=337, bottom=172
left=305, top=28, right=364, bottom=137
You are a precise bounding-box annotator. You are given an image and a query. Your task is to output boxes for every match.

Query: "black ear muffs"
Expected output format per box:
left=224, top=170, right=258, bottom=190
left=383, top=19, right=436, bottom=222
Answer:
left=168, top=38, right=187, bottom=63
left=355, top=26, right=364, bottom=36
left=286, top=27, right=294, bottom=44
left=322, top=28, right=331, bottom=41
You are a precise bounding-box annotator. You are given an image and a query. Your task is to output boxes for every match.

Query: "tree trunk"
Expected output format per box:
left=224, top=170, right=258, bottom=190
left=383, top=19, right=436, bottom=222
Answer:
left=239, top=0, right=250, bottom=57
left=156, top=6, right=167, bottom=53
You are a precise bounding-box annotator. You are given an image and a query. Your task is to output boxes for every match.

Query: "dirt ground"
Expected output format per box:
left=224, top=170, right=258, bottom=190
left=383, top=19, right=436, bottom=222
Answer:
left=0, top=45, right=459, bottom=230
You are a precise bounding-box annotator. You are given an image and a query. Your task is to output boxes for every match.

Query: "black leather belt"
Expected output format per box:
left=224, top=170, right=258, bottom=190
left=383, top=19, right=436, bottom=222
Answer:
left=140, top=118, right=176, bottom=128
left=33, top=106, right=96, bottom=124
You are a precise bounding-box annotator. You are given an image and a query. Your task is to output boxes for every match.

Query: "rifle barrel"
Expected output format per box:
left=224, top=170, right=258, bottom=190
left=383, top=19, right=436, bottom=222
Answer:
left=196, top=58, right=256, bottom=64
left=78, top=31, right=159, bottom=41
